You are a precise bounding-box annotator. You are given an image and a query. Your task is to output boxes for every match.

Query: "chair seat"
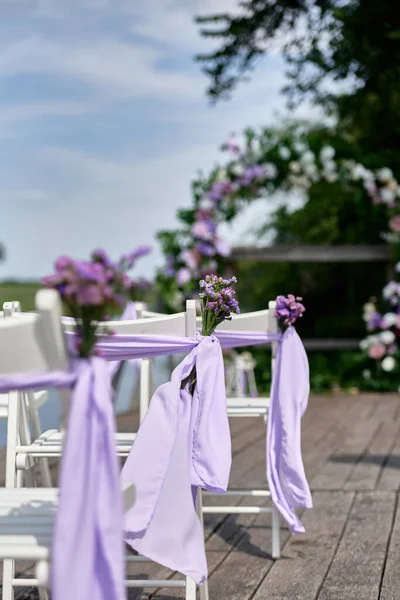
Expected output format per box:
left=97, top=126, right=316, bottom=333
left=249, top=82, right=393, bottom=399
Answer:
left=17, top=430, right=137, bottom=458
left=0, top=488, right=57, bottom=560
left=0, top=483, right=135, bottom=562
left=226, top=396, right=270, bottom=417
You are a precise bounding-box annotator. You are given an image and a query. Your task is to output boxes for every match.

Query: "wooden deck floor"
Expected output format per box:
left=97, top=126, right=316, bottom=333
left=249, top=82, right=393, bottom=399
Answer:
left=2, top=393, right=400, bottom=599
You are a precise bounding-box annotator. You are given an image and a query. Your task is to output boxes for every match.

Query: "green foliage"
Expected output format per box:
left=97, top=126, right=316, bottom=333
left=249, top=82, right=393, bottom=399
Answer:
left=195, top=1, right=400, bottom=174
left=0, top=280, right=41, bottom=312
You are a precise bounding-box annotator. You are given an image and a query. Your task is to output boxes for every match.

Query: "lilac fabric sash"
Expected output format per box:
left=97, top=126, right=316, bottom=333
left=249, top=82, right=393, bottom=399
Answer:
left=121, top=334, right=231, bottom=585
left=0, top=358, right=124, bottom=600
left=0, top=319, right=310, bottom=595
left=66, top=324, right=311, bottom=534
left=212, top=327, right=312, bottom=533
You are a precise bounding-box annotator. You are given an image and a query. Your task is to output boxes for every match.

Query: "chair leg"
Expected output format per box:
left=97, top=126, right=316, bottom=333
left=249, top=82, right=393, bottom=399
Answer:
left=271, top=503, right=281, bottom=559
left=38, top=589, right=49, bottom=600
left=196, top=489, right=209, bottom=600
left=18, top=395, right=35, bottom=487
left=36, top=560, right=49, bottom=600
left=1, top=559, right=15, bottom=600
left=185, top=577, right=197, bottom=600
left=5, top=392, right=19, bottom=489
left=139, top=358, right=151, bottom=423
left=28, top=394, right=52, bottom=487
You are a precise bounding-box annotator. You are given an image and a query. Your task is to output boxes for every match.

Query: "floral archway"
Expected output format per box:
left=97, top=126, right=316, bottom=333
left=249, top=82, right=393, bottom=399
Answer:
left=156, top=124, right=400, bottom=376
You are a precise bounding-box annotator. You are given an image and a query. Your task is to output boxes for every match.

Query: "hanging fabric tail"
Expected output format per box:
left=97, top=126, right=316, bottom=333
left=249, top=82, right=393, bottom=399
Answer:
left=122, top=335, right=231, bottom=584
left=267, top=326, right=312, bottom=534
left=52, top=357, right=125, bottom=600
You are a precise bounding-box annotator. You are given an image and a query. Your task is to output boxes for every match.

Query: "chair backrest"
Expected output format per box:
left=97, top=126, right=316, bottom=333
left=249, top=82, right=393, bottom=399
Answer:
left=196, top=301, right=278, bottom=335
left=61, top=300, right=197, bottom=338
left=0, top=290, right=69, bottom=376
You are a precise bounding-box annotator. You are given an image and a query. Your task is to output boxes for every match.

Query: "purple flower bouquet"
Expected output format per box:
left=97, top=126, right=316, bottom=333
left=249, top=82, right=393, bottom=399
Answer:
left=42, top=246, right=151, bottom=358
left=186, top=274, right=240, bottom=393
left=274, top=294, right=305, bottom=331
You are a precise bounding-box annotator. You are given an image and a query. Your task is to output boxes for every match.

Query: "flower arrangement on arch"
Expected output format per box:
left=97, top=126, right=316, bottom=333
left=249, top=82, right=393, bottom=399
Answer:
left=156, top=124, right=399, bottom=311
left=360, top=271, right=400, bottom=375
left=42, top=246, right=151, bottom=358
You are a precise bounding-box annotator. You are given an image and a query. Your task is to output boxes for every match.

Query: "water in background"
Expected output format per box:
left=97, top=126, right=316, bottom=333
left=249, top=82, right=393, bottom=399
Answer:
left=0, top=356, right=177, bottom=447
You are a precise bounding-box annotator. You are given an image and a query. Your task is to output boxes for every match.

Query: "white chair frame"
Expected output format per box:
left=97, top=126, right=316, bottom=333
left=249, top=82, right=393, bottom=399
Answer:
left=0, top=294, right=206, bottom=600
left=137, top=301, right=281, bottom=560
left=1, top=302, right=52, bottom=488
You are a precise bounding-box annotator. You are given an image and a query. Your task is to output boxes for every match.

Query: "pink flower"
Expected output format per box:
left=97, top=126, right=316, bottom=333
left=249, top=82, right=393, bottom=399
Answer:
left=181, top=249, right=200, bottom=270
left=215, top=238, right=231, bottom=257
left=77, top=284, right=104, bottom=306
left=364, top=181, right=377, bottom=197
left=55, top=256, right=74, bottom=272
left=177, top=268, right=192, bottom=286
left=225, top=136, right=240, bottom=155
left=389, top=215, right=400, bottom=232
left=195, top=209, right=213, bottom=221
left=368, top=344, right=386, bottom=359
left=41, top=274, right=62, bottom=287
left=192, top=221, right=213, bottom=240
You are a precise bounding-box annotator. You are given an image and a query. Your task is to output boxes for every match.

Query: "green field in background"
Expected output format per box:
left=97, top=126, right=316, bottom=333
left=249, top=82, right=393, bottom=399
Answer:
left=0, top=281, right=41, bottom=312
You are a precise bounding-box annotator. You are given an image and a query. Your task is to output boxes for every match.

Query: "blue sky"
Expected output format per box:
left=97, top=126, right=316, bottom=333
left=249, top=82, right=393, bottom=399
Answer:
left=0, top=0, right=316, bottom=281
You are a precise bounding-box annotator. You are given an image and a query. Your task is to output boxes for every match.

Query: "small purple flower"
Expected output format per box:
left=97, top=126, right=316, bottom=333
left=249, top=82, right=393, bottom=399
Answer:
left=120, top=245, right=152, bottom=270
left=238, top=165, right=265, bottom=186
left=77, top=284, right=104, bottom=306
left=223, top=136, right=240, bottom=155
left=181, top=249, right=200, bottom=269
left=197, top=243, right=216, bottom=257
left=367, top=311, right=382, bottom=331
left=207, top=181, right=236, bottom=203
left=91, top=248, right=113, bottom=267
left=275, top=294, right=305, bottom=328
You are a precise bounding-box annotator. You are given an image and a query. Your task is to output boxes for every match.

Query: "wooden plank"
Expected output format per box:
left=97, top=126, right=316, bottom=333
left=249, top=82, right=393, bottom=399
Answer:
left=231, top=244, right=391, bottom=263
left=377, top=434, right=400, bottom=491
left=344, top=421, right=400, bottom=491
left=252, top=491, right=354, bottom=600
left=380, top=496, right=400, bottom=599
left=318, top=491, right=395, bottom=600
left=310, top=403, right=381, bottom=490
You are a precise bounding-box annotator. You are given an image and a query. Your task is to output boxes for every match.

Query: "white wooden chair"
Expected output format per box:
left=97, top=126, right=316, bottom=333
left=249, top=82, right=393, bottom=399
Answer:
left=3, top=304, right=196, bottom=486
left=199, top=302, right=281, bottom=559
left=138, top=302, right=281, bottom=559
left=1, top=302, right=52, bottom=488
left=0, top=294, right=206, bottom=600
left=0, top=290, right=136, bottom=600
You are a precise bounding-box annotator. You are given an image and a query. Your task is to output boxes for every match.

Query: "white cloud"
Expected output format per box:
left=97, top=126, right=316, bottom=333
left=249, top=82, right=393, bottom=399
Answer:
left=0, top=0, right=328, bottom=281
left=0, top=36, right=202, bottom=101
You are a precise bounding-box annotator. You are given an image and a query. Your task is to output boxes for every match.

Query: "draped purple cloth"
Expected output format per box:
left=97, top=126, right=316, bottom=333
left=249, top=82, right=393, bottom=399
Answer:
left=216, top=327, right=312, bottom=533
left=0, top=358, right=124, bottom=600
left=266, top=327, right=312, bottom=533
left=121, top=334, right=231, bottom=584
left=0, top=318, right=311, bottom=594
left=66, top=325, right=312, bottom=534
